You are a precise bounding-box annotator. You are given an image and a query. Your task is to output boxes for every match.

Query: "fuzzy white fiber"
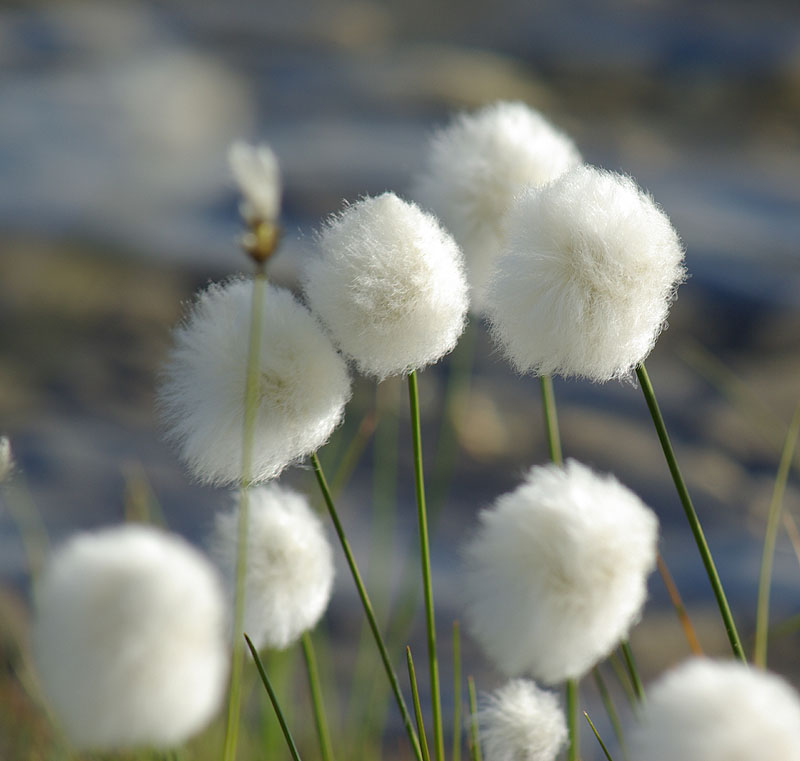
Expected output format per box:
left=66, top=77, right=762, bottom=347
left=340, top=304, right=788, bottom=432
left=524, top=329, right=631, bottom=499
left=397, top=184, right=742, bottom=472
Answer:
left=412, top=101, right=582, bottom=311
left=211, top=483, right=335, bottom=650
left=629, top=658, right=800, bottom=761
left=304, top=192, right=469, bottom=379
left=0, top=436, right=11, bottom=481
left=229, top=141, right=281, bottom=223
left=32, top=525, right=228, bottom=751
left=480, top=679, right=567, bottom=761
left=486, top=164, right=685, bottom=381
left=463, top=459, right=658, bottom=684
left=158, top=278, right=351, bottom=485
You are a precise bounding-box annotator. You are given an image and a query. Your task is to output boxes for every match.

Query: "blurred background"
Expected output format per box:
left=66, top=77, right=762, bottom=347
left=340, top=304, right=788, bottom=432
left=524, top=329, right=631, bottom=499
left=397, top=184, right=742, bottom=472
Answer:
left=1, top=0, right=799, bottom=758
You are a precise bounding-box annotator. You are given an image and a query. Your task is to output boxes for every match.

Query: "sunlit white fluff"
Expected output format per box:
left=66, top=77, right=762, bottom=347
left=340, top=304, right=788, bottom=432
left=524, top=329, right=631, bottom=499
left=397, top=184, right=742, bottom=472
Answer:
left=480, top=679, right=567, bottom=761
left=32, top=525, right=228, bottom=751
left=0, top=436, right=12, bottom=481
left=486, top=164, right=685, bottom=381
left=304, top=192, right=469, bottom=379
left=463, top=459, right=658, bottom=684
left=229, top=141, right=282, bottom=224
left=158, top=278, right=351, bottom=485
left=629, top=658, right=800, bottom=761
left=412, top=101, right=582, bottom=310
left=211, top=483, right=335, bottom=650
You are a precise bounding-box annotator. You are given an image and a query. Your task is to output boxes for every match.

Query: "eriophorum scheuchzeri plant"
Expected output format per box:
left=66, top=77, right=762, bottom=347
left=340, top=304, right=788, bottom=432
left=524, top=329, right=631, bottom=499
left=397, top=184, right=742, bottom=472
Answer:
left=14, top=101, right=800, bottom=761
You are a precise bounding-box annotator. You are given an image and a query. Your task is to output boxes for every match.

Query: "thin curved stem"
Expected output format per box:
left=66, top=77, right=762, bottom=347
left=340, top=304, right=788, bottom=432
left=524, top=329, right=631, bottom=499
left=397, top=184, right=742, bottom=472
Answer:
left=566, top=679, right=579, bottom=761
left=310, top=452, right=424, bottom=761
left=223, top=269, right=267, bottom=761
left=407, top=370, right=444, bottom=761
left=246, top=635, right=303, bottom=761
left=539, top=375, right=563, bottom=465
left=301, top=632, right=336, bottom=761
left=754, top=404, right=800, bottom=668
left=636, top=363, right=745, bottom=662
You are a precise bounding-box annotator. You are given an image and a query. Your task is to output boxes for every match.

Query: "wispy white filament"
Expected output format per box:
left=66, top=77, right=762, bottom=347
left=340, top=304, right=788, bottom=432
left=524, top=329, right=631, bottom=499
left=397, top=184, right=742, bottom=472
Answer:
left=629, top=658, right=800, bottom=761
left=463, top=459, right=658, bottom=684
left=486, top=164, right=686, bottom=381
left=0, top=436, right=12, bottom=481
left=229, top=141, right=282, bottom=224
left=32, top=525, right=228, bottom=751
left=480, top=679, right=567, bottom=761
left=212, top=483, right=335, bottom=650
left=304, top=192, right=469, bottom=379
left=158, top=278, right=351, bottom=485
left=412, top=101, right=582, bottom=310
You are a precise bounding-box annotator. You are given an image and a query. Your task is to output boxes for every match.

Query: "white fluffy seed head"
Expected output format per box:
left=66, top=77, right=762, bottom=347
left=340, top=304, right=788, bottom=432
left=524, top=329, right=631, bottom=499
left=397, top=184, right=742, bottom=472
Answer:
left=32, top=525, right=228, bottom=751
left=463, top=459, right=658, bottom=684
left=211, top=483, right=335, bottom=650
left=629, top=658, right=800, bottom=761
left=486, top=164, right=686, bottom=381
left=158, top=278, right=351, bottom=485
left=304, top=192, right=469, bottom=380
left=0, top=435, right=12, bottom=481
left=229, top=141, right=282, bottom=224
left=412, top=101, right=582, bottom=311
left=480, top=679, right=568, bottom=761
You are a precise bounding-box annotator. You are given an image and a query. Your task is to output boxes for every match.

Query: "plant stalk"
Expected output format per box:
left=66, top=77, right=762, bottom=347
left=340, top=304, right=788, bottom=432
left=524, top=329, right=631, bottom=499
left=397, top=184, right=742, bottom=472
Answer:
left=310, top=452, right=424, bottom=761
left=635, top=363, right=745, bottom=662
left=223, top=269, right=267, bottom=761
left=407, top=370, right=445, bottom=761
left=754, top=404, right=800, bottom=667
left=301, top=631, right=336, bottom=761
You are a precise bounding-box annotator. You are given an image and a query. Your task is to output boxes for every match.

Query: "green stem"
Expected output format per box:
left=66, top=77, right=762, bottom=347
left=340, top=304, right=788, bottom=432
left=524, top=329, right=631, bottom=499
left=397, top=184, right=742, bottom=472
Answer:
left=591, top=668, right=626, bottom=760
left=301, top=631, right=336, bottom=761
left=467, top=676, right=482, bottom=761
left=620, top=641, right=645, bottom=703
left=407, top=370, right=445, bottom=761
left=635, top=363, right=745, bottom=662
left=608, top=651, right=637, bottom=710
left=223, top=270, right=267, bottom=761
left=567, top=679, right=579, bottom=761
left=310, top=452, right=424, bottom=761
left=245, top=635, right=303, bottom=761
left=583, top=712, right=615, bottom=761
left=754, top=404, right=800, bottom=668
left=539, top=375, right=563, bottom=465
left=406, top=648, right=432, bottom=761
left=452, top=621, right=462, bottom=761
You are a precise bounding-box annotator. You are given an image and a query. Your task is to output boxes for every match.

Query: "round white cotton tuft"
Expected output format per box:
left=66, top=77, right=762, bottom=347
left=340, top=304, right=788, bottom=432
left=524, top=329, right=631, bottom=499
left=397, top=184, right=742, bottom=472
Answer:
left=304, top=192, right=469, bottom=380
left=629, top=658, right=800, bottom=761
left=158, top=279, right=351, bottom=485
left=412, top=101, right=582, bottom=311
left=480, top=679, right=567, bottom=761
left=211, top=483, right=335, bottom=650
left=32, top=525, right=228, bottom=751
left=229, top=141, right=282, bottom=224
left=463, top=459, right=658, bottom=684
left=486, top=164, right=685, bottom=381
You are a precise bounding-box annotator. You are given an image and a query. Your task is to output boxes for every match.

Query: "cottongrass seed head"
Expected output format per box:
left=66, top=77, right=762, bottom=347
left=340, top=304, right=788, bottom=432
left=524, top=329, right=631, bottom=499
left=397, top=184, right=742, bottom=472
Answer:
left=32, top=524, right=228, bottom=751
left=304, top=192, right=469, bottom=380
left=480, top=679, right=567, bottom=761
left=0, top=435, right=12, bottom=481
left=158, top=278, right=351, bottom=485
left=486, top=164, right=686, bottom=381
left=412, top=101, right=582, bottom=310
left=211, top=483, right=335, bottom=650
left=229, top=141, right=281, bottom=224
left=463, top=459, right=658, bottom=684
left=629, top=658, right=800, bottom=761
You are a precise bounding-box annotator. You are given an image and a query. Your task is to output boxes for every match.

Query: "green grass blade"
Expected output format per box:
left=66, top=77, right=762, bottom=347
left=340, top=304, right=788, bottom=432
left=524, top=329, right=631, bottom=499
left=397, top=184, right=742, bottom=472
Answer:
left=754, top=403, right=800, bottom=668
